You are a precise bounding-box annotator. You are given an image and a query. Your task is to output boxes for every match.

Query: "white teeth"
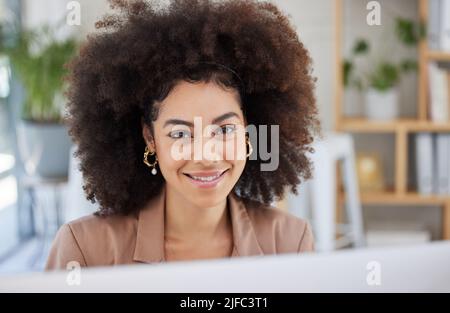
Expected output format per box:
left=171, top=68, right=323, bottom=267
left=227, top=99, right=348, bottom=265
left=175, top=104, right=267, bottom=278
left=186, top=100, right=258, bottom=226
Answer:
left=190, top=174, right=220, bottom=182
left=186, top=170, right=228, bottom=182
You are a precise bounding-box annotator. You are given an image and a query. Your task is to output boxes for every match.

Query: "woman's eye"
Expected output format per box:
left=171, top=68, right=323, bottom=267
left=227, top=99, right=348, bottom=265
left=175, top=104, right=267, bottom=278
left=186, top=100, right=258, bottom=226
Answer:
left=169, top=130, right=192, bottom=139
left=215, top=125, right=236, bottom=136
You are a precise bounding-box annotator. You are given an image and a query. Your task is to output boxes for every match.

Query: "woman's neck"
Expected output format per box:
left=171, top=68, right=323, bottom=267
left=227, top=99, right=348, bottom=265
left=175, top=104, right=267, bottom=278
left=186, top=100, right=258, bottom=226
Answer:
left=164, top=186, right=232, bottom=242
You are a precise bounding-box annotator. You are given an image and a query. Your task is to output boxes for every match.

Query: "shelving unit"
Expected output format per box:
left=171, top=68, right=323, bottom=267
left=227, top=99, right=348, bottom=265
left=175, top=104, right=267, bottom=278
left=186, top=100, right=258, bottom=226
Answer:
left=334, top=0, right=450, bottom=240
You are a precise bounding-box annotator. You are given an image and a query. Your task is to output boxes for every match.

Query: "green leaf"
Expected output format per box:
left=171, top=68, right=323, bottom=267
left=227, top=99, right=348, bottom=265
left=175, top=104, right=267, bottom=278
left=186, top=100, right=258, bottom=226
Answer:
left=0, top=22, right=78, bottom=122
left=369, top=62, right=399, bottom=91
left=343, top=60, right=353, bottom=87
left=395, top=17, right=419, bottom=46
left=353, top=39, right=369, bottom=55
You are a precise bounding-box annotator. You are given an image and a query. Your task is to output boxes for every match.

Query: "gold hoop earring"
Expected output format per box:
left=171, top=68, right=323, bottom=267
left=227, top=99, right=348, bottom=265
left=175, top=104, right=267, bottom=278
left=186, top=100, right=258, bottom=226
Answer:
left=143, top=146, right=158, bottom=175
left=246, top=137, right=253, bottom=158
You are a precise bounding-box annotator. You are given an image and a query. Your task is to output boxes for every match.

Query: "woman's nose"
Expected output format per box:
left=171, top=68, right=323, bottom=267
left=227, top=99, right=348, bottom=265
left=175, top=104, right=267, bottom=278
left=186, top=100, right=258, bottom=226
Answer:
left=191, top=135, right=223, bottom=163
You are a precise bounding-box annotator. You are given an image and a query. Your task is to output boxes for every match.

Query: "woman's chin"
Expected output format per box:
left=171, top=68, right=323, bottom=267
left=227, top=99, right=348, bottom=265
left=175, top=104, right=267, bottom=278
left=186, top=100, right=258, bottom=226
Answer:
left=184, top=193, right=229, bottom=209
left=179, top=175, right=233, bottom=206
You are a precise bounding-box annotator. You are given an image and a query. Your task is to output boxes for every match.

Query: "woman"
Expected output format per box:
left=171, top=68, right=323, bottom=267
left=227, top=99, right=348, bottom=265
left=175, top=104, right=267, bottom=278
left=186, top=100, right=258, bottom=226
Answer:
left=46, top=0, right=319, bottom=270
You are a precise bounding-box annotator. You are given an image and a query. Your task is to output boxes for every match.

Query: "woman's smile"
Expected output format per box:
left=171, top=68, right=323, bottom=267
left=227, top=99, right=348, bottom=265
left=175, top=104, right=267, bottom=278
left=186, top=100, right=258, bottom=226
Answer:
left=183, top=169, right=230, bottom=188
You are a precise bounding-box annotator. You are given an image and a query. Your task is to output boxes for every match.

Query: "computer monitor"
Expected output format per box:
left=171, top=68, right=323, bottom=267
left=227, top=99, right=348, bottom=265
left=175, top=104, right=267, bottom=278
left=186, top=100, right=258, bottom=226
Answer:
left=1, top=241, right=449, bottom=292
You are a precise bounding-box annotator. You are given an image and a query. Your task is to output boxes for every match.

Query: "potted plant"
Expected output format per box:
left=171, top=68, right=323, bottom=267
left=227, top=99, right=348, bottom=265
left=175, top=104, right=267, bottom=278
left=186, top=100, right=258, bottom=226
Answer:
left=365, top=61, right=400, bottom=121
left=344, top=18, right=421, bottom=121
left=0, top=21, right=78, bottom=178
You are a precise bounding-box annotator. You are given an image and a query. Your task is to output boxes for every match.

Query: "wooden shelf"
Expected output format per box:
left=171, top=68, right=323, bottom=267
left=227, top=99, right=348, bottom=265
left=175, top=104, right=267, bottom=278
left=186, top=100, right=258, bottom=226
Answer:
left=335, top=0, right=450, bottom=240
left=338, top=118, right=450, bottom=133
left=427, top=51, right=450, bottom=62
left=338, top=118, right=413, bottom=132
left=360, top=191, right=450, bottom=205
left=338, top=187, right=450, bottom=206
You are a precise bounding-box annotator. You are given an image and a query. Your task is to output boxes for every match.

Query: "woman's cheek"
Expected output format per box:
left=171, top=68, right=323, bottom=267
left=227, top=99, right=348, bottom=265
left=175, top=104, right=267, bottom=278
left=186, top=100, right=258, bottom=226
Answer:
left=224, top=138, right=247, bottom=178
left=155, top=139, right=185, bottom=178
left=224, top=135, right=247, bottom=162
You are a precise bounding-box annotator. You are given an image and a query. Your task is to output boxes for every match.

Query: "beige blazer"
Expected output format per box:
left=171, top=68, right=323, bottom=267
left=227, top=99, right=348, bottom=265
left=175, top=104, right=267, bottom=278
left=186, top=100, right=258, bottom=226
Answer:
left=46, top=185, right=314, bottom=270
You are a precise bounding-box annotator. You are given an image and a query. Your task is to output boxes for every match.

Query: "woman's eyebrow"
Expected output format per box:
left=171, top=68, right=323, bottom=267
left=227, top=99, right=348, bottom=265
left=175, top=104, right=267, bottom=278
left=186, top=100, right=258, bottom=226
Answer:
left=211, top=112, right=240, bottom=124
left=163, top=112, right=241, bottom=129
left=163, top=119, right=193, bottom=128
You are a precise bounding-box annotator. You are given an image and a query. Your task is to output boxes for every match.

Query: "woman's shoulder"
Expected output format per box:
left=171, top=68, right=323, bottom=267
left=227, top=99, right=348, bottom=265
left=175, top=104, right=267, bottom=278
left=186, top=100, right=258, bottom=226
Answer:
left=66, top=212, right=137, bottom=237
left=45, top=213, right=138, bottom=270
left=243, top=199, right=315, bottom=253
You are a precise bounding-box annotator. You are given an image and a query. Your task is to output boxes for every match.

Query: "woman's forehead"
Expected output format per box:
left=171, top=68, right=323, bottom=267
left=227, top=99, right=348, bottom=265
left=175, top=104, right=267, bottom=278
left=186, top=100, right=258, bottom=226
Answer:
left=155, top=81, right=243, bottom=123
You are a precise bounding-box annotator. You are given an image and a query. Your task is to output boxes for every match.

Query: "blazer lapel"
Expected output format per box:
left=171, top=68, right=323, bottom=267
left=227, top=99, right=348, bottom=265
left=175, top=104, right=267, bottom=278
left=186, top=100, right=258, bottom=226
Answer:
left=133, top=187, right=166, bottom=263
left=133, top=185, right=264, bottom=264
left=228, top=192, right=264, bottom=258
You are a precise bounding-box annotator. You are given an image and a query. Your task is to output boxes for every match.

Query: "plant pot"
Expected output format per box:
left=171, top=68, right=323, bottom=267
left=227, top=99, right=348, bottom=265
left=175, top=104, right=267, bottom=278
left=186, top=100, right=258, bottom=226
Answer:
left=17, top=120, right=72, bottom=178
left=365, top=88, right=399, bottom=121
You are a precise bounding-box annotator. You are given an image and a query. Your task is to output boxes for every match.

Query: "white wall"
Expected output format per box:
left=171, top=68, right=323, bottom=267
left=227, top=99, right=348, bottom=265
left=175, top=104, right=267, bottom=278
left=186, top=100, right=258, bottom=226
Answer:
left=271, top=0, right=335, bottom=131
left=76, top=0, right=110, bottom=36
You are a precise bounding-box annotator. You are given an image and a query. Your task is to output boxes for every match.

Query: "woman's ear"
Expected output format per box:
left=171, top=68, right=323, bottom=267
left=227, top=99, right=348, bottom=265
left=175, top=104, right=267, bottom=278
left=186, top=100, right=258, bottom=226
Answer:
left=141, top=118, right=155, bottom=150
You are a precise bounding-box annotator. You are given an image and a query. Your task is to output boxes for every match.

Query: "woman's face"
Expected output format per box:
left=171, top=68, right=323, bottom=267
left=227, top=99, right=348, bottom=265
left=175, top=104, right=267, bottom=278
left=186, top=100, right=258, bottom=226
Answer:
left=143, top=80, right=247, bottom=208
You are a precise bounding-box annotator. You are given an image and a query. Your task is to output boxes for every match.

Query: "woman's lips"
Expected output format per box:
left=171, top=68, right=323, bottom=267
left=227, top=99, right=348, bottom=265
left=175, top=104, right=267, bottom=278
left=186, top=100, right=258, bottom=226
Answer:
left=183, top=169, right=229, bottom=188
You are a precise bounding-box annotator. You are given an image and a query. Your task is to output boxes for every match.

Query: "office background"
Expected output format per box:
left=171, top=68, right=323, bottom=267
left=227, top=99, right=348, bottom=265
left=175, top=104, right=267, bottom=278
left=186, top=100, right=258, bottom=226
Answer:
left=1, top=0, right=449, bottom=273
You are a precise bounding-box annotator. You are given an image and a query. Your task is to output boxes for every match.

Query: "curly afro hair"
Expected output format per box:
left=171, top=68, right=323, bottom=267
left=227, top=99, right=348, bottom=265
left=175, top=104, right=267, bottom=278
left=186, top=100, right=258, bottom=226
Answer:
left=66, top=0, right=320, bottom=216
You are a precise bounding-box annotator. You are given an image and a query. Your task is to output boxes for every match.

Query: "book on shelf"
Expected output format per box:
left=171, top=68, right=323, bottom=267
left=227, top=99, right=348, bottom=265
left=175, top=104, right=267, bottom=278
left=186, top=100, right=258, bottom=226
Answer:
left=428, top=62, right=449, bottom=123
left=435, top=133, right=450, bottom=195
left=429, top=0, right=450, bottom=51
left=416, top=133, right=434, bottom=195
left=441, top=0, right=450, bottom=51
left=416, top=133, right=450, bottom=196
left=429, top=0, right=441, bottom=50
left=447, top=134, right=450, bottom=195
